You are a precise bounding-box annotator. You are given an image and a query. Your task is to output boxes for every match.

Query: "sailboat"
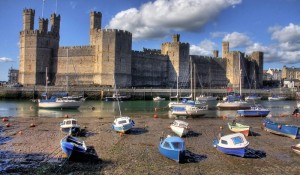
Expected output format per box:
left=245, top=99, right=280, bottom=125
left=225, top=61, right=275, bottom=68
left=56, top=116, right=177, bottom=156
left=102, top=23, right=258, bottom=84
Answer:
left=169, top=58, right=207, bottom=109
left=217, top=53, right=250, bottom=110
left=38, top=49, right=85, bottom=109
left=245, top=69, right=261, bottom=101
left=196, top=64, right=217, bottom=101
left=111, top=84, right=135, bottom=133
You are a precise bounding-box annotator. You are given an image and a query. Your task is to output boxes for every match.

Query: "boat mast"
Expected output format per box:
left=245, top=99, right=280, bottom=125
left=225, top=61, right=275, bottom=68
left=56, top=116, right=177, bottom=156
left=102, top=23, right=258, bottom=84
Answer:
left=239, top=52, right=242, bottom=97
left=176, top=74, right=179, bottom=102
left=66, top=49, right=69, bottom=93
left=190, top=57, right=193, bottom=99
left=45, top=66, right=48, bottom=100
left=193, top=63, right=196, bottom=100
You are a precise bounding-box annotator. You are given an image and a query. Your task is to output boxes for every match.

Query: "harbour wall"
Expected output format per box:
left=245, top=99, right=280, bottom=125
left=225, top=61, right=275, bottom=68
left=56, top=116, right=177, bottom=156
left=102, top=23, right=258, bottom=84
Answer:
left=0, top=86, right=297, bottom=100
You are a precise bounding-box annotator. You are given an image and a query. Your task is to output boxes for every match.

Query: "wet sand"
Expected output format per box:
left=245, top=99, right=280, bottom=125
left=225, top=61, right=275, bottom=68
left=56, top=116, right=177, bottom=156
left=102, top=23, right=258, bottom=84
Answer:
left=0, top=113, right=300, bottom=175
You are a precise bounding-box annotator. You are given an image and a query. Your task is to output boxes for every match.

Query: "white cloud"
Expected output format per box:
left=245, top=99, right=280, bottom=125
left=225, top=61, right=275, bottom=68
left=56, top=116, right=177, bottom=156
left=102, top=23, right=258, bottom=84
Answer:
left=210, top=32, right=227, bottom=38
left=270, top=23, right=300, bottom=43
left=107, top=0, right=242, bottom=39
left=223, top=32, right=252, bottom=48
left=0, top=57, right=14, bottom=62
left=190, top=39, right=217, bottom=56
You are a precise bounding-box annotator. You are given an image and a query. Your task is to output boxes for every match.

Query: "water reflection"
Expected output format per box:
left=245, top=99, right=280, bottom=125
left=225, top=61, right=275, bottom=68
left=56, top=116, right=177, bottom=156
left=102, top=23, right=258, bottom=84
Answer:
left=0, top=100, right=297, bottom=119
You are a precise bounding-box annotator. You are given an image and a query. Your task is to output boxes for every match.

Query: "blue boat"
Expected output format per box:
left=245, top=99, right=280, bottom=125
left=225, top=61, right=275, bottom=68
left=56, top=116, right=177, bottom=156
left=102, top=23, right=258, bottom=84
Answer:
left=112, top=116, right=135, bottom=133
left=60, top=135, right=87, bottom=160
left=159, top=135, right=186, bottom=163
left=237, top=105, right=270, bottom=117
left=213, top=133, right=249, bottom=157
left=262, top=119, right=300, bottom=139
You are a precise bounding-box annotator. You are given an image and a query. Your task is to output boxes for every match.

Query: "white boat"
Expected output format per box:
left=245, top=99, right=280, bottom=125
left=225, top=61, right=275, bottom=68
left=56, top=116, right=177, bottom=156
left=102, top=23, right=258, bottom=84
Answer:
left=217, top=101, right=250, bottom=110
left=213, top=133, right=249, bottom=157
left=171, top=105, right=207, bottom=116
left=297, top=101, right=300, bottom=108
left=291, top=143, right=300, bottom=155
left=38, top=93, right=85, bottom=109
left=268, top=95, right=287, bottom=101
left=60, top=118, right=81, bottom=134
left=112, top=116, right=135, bottom=133
left=185, top=105, right=207, bottom=116
left=245, top=94, right=262, bottom=101
left=153, top=96, right=165, bottom=101
left=170, top=120, right=189, bottom=137
left=196, top=95, right=217, bottom=101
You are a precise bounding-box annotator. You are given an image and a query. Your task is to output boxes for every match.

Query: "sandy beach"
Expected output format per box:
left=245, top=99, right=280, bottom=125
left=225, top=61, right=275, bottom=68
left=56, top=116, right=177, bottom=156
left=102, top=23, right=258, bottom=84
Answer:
left=1, top=113, right=300, bottom=175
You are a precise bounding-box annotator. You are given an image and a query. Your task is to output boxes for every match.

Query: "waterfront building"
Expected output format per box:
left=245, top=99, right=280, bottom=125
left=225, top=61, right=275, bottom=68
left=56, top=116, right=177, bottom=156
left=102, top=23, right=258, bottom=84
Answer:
left=18, top=9, right=263, bottom=89
left=8, top=67, right=19, bottom=84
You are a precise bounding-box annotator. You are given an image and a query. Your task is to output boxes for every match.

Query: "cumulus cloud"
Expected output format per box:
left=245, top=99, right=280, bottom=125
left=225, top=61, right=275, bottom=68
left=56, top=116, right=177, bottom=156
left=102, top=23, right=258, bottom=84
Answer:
left=270, top=23, right=300, bottom=43
left=210, top=32, right=227, bottom=38
left=0, top=57, right=14, bottom=62
left=107, top=0, right=242, bottom=39
left=190, top=39, right=217, bottom=56
left=223, top=32, right=253, bottom=48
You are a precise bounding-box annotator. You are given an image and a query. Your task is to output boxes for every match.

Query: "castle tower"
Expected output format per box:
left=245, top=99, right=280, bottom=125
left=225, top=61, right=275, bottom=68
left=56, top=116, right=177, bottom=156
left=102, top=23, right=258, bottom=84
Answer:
left=213, top=50, right=219, bottom=58
left=93, top=29, right=132, bottom=87
left=222, top=41, right=229, bottom=58
left=19, top=9, right=60, bottom=85
left=23, top=9, right=35, bottom=30
left=226, top=51, right=244, bottom=88
left=251, top=51, right=264, bottom=88
left=39, top=18, right=48, bottom=34
left=90, top=11, right=102, bottom=45
left=161, top=34, right=190, bottom=86
left=50, top=13, right=60, bottom=35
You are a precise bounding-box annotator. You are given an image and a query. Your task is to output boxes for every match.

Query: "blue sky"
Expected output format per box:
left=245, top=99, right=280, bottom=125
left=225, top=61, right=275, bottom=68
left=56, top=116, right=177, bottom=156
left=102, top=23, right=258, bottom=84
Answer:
left=0, top=0, right=299, bottom=81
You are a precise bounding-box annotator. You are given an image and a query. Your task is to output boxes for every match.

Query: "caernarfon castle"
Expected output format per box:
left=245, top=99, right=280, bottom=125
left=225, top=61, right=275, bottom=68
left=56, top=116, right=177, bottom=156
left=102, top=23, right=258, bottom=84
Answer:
left=19, top=9, right=263, bottom=89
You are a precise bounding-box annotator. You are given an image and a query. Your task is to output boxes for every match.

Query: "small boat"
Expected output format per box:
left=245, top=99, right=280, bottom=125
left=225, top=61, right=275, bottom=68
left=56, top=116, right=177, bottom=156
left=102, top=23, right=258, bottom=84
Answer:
left=245, top=94, right=262, bottom=101
left=171, top=106, right=207, bottom=116
left=217, top=101, right=251, bottom=110
left=196, top=95, right=217, bottom=101
left=262, top=119, right=300, bottom=139
left=60, top=135, right=87, bottom=160
left=170, top=120, right=189, bottom=137
left=213, top=133, right=249, bottom=157
left=60, top=118, right=81, bottom=135
left=291, top=143, right=300, bottom=155
left=268, top=95, right=287, bottom=101
left=38, top=92, right=85, bottom=109
left=227, top=121, right=250, bottom=136
left=159, top=135, right=186, bottom=163
left=237, top=105, right=270, bottom=117
left=153, top=96, right=165, bottom=101
left=297, top=101, right=300, bottom=108
left=185, top=105, right=207, bottom=116
left=112, top=116, right=135, bottom=133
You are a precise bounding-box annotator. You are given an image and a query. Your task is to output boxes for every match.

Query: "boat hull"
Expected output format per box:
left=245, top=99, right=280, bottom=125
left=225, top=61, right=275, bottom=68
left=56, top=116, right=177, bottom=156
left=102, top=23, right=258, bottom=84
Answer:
left=263, top=119, right=300, bottom=139
left=39, top=101, right=83, bottom=109
left=237, top=109, right=270, bottom=117
left=170, top=125, right=187, bottom=137
left=216, top=145, right=246, bottom=157
left=217, top=102, right=250, bottom=110
left=60, top=136, right=87, bottom=161
left=112, top=123, right=134, bottom=133
left=159, top=145, right=185, bottom=163
left=227, top=123, right=250, bottom=136
left=291, top=144, right=300, bottom=155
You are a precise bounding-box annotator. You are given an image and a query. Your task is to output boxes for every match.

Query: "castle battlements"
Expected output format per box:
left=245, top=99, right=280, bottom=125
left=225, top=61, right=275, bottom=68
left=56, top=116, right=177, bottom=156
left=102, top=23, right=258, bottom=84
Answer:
left=23, top=8, right=35, bottom=13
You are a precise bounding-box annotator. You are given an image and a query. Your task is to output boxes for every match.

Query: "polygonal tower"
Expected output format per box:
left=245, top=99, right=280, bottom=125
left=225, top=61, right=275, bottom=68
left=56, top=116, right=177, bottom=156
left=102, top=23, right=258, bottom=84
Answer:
left=161, top=34, right=190, bottom=87
left=251, top=51, right=264, bottom=88
left=90, top=11, right=102, bottom=46
left=222, top=41, right=229, bottom=59
left=19, top=9, right=60, bottom=85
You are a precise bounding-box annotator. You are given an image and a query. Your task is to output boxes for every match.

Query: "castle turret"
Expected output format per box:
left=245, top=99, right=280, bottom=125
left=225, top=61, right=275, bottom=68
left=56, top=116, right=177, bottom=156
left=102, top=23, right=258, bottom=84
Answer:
left=23, top=9, right=35, bottom=31
left=251, top=51, right=264, bottom=88
left=161, top=34, right=190, bottom=86
left=90, top=11, right=102, bottom=45
left=222, top=41, right=229, bottom=59
left=213, top=50, right=219, bottom=58
left=50, top=13, right=60, bottom=35
left=39, top=18, right=48, bottom=34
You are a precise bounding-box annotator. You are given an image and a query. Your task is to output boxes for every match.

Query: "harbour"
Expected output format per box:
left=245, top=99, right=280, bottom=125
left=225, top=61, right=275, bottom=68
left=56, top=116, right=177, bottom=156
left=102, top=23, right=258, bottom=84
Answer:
left=0, top=99, right=300, bottom=174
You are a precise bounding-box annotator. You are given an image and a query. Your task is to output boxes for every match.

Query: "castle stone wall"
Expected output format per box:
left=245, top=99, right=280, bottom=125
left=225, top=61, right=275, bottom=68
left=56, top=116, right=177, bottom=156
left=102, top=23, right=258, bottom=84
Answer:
left=132, top=50, right=168, bottom=87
